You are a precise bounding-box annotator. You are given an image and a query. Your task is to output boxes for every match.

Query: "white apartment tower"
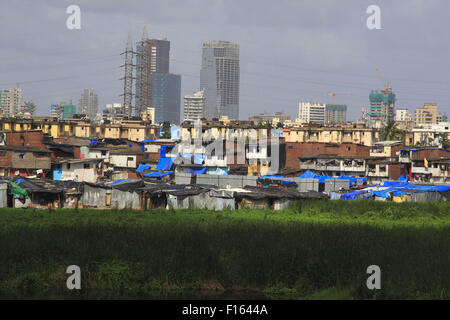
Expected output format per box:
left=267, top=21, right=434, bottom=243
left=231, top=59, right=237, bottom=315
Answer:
left=0, top=88, right=22, bottom=117
left=395, top=108, right=411, bottom=121
left=184, top=90, right=205, bottom=121
left=298, top=102, right=325, bottom=124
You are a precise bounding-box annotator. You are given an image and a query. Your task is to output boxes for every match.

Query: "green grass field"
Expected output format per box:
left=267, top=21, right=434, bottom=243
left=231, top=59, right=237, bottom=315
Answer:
left=0, top=200, right=449, bottom=299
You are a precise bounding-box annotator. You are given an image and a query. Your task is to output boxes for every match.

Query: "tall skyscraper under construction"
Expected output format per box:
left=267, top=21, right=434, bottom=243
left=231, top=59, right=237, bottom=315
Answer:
left=135, top=26, right=181, bottom=124
left=369, top=69, right=395, bottom=127
left=200, top=41, right=240, bottom=120
left=369, top=89, right=395, bottom=127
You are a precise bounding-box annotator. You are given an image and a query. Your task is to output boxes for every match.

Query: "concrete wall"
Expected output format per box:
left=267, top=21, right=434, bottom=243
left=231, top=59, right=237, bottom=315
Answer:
left=195, top=174, right=257, bottom=188
left=242, top=176, right=258, bottom=187
left=324, top=179, right=350, bottom=192
left=218, top=175, right=244, bottom=188
left=11, top=151, right=51, bottom=169
left=197, top=174, right=220, bottom=186
left=282, top=178, right=319, bottom=192
left=61, top=162, right=98, bottom=183
left=175, top=173, right=192, bottom=185
left=110, top=154, right=137, bottom=168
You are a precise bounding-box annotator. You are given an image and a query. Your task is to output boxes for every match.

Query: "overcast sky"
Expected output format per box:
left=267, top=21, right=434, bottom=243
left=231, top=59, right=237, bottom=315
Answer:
left=1, top=0, right=450, bottom=121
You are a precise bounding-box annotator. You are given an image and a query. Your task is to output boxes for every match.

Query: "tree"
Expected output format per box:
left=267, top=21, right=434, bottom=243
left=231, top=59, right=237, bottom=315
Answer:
left=438, top=133, right=450, bottom=149
left=160, top=121, right=171, bottom=139
left=160, top=130, right=171, bottom=139
left=380, top=121, right=402, bottom=141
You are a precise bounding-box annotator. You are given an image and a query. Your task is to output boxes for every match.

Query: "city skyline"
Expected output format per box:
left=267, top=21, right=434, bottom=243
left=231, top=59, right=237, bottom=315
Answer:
left=1, top=1, right=450, bottom=121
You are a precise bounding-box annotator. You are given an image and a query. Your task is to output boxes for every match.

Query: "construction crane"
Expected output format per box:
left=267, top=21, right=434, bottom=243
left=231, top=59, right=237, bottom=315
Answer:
left=376, top=68, right=391, bottom=93
left=327, top=92, right=353, bottom=104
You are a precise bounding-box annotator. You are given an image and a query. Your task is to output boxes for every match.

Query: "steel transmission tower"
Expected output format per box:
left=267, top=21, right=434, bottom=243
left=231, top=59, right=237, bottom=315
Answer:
left=136, top=26, right=150, bottom=117
left=120, top=34, right=135, bottom=119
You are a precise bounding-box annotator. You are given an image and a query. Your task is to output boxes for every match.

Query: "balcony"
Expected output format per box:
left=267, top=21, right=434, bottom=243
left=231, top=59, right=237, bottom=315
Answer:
left=342, top=166, right=366, bottom=172
left=411, top=166, right=429, bottom=174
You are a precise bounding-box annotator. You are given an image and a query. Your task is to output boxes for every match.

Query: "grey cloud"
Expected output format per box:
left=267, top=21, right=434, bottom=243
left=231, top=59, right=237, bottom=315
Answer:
left=0, top=0, right=449, bottom=120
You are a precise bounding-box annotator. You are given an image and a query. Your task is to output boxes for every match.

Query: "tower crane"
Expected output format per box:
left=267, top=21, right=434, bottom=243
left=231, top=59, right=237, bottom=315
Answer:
left=327, top=92, right=353, bottom=104
left=376, top=68, right=391, bottom=93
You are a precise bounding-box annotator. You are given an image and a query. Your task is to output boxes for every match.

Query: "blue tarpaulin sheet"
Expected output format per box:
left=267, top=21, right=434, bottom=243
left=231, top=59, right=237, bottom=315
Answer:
left=160, top=145, right=175, bottom=158
left=341, top=192, right=358, bottom=200
left=136, top=164, right=151, bottom=173
left=397, top=176, right=408, bottom=182
left=317, top=176, right=333, bottom=183
left=155, top=157, right=174, bottom=170
left=144, top=171, right=173, bottom=178
left=372, top=190, right=391, bottom=198
left=298, top=170, right=316, bottom=179
left=298, top=171, right=333, bottom=183
left=187, top=167, right=207, bottom=176
left=213, top=168, right=228, bottom=175
left=261, top=175, right=285, bottom=180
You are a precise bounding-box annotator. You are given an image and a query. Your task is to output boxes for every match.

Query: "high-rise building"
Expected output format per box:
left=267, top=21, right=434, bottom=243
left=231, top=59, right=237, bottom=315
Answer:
left=414, top=103, right=438, bottom=125
left=140, top=107, right=155, bottom=124
left=78, top=89, right=98, bottom=120
left=395, top=108, right=411, bottom=122
left=298, top=102, right=325, bottom=124
left=62, top=103, right=77, bottom=119
left=201, top=41, right=240, bottom=120
left=18, top=100, right=36, bottom=117
left=324, top=104, right=347, bottom=124
left=50, top=104, right=63, bottom=119
left=135, top=27, right=181, bottom=123
left=369, top=89, right=395, bottom=127
left=103, top=103, right=124, bottom=121
left=0, top=88, right=22, bottom=117
left=152, top=73, right=181, bottom=124
left=184, top=90, right=205, bottom=121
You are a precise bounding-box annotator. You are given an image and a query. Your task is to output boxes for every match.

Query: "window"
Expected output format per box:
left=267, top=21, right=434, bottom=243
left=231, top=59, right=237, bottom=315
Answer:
left=127, top=157, right=133, bottom=161
left=0, top=151, right=6, bottom=157
left=84, top=163, right=90, bottom=169
left=346, top=146, right=351, bottom=151
left=67, top=163, right=71, bottom=169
